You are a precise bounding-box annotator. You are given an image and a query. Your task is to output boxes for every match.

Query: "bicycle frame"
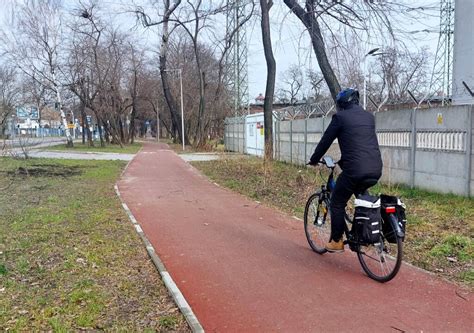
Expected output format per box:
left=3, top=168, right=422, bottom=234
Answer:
left=315, top=161, right=366, bottom=252
left=306, top=156, right=403, bottom=282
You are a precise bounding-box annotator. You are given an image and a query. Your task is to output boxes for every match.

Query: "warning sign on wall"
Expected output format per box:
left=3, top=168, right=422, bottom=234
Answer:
left=260, top=128, right=264, bottom=136
left=437, top=113, right=443, bottom=125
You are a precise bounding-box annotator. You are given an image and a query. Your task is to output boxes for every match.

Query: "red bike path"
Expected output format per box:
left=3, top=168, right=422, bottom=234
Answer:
left=117, top=142, right=473, bottom=332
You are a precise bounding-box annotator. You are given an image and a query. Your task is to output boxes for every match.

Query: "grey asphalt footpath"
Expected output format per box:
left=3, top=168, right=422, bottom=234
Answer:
left=27, top=150, right=134, bottom=160
left=2, top=137, right=67, bottom=149
left=179, top=153, right=221, bottom=162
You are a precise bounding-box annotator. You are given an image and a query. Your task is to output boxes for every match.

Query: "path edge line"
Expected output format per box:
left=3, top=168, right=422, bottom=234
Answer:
left=114, top=183, right=204, bottom=333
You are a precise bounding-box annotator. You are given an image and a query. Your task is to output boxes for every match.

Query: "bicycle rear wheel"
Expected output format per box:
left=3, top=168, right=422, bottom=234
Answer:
left=304, top=192, right=331, bottom=254
left=357, top=233, right=402, bottom=283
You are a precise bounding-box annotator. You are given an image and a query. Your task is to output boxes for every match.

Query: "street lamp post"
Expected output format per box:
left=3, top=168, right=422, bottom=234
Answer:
left=165, top=68, right=185, bottom=151
left=363, top=48, right=380, bottom=109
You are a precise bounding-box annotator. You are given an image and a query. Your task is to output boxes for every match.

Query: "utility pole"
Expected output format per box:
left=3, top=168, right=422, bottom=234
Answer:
left=226, top=0, right=250, bottom=116
left=429, top=0, right=455, bottom=105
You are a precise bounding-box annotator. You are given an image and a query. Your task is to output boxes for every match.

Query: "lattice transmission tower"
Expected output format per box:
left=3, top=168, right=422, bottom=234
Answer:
left=429, top=0, right=455, bottom=105
left=226, top=0, right=250, bottom=116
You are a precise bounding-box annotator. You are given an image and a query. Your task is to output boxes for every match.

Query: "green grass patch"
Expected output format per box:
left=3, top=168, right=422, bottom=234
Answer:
left=159, top=315, right=179, bottom=330
left=191, top=156, right=474, bottom=288
left=430, top=235, right=473, bottom=262
left=45, top=141, right=142, bottom=154
left=166, top=138, right=225, bottom=154
left=0, top=157, right=189, bottom=331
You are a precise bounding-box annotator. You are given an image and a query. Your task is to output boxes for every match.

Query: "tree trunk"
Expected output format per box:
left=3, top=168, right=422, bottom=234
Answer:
left=260, top=0, right=276, bottom=161
left=119, top=117, right=125, bottom=144
left=53, top=72, right=73, bottom=147
left=283, top=0, right=341, bottom=101
left=97, top=118, right=104, bottom=147
left=159, top=5, right=187, bottom=145
left=129, top=109, right=136, bottom=144
left=129, top=97, right=137, bottom=143
left=81, top=106, right=86, bottom=145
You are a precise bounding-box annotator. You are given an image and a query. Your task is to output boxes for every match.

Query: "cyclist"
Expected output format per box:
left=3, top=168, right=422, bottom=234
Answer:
left=307, top=88, right=382, bottom=252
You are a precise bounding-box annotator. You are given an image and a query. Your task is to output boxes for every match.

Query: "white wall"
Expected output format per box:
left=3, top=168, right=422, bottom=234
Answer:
left=452, top=0, right=474, bottom=105
left=245, top=113, right=265, bottom=157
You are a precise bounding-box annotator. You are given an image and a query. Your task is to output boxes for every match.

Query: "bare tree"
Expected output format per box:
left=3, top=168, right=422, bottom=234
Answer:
left=374, top=47, right=429, bottom=103
left=306, top=69, right=324, bottom=100
left=0, top=65, right=19, bottom=137
left=127, top=42, right=146, bottom=144
left=2, top=0, right=74, bottom=146
left=283, top=0, right=341, bottom=100
left=282, top=1, right=427, bottom=102
left=67, top=3, right=118, bottom=147
left=260, top=0, right=275, bottom=160
left=278, top=64, right=304, bottom=104
left=136, top=0, right=188, bottom=144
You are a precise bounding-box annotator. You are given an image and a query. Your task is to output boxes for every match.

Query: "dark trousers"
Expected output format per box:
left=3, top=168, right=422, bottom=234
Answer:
left=330, top=172, right=379, bottom=242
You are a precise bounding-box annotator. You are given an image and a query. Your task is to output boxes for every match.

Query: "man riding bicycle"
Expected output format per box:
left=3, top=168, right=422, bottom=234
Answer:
left=307, top=88, right=383, bottom=253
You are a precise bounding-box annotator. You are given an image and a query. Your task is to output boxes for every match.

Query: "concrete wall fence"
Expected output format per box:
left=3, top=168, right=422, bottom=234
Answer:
left=224, top=105, right=474, bottom=197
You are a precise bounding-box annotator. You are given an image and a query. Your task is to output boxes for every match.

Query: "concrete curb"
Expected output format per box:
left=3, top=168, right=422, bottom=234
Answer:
left=114, top=154, right=204, bottom=332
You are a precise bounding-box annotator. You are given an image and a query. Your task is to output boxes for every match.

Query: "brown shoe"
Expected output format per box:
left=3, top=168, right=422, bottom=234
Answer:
left=325, top=239, right=344, bottom=253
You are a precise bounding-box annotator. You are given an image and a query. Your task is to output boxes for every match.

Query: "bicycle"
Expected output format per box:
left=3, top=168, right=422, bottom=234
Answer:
left=304, top=156, right=403, bottom=283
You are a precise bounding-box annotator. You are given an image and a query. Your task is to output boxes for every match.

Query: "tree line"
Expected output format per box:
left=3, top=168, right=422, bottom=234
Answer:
left=0, top=0, right=432, bottom=153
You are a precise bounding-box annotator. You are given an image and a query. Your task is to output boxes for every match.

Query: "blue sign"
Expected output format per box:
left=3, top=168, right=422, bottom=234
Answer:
left=30, top=106, right=39, bottom=120
left=16, top=107, right=29, bottom=119
left=16, top=106, right=39, bottom=120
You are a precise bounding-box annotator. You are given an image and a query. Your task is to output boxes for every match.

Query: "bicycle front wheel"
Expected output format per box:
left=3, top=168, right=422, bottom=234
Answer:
left=357, top=233, right=403, bottom=283
left=304, top=192, right=331, bottom=254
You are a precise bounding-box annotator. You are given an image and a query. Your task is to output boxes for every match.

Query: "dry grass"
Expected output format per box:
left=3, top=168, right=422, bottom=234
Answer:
left=0, top=158, right=190, bottom=331
left=46, top=142, right=142, bottom=154
left=192, top=156, right=473, bottom=288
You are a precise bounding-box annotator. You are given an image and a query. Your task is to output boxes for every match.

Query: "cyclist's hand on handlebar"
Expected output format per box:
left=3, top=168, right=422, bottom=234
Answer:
left=306, top=160, right=320, bottom=166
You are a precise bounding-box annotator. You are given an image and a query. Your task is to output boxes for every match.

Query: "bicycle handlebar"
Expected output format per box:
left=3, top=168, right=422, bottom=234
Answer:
left=306, top=156, right=338, bottom=168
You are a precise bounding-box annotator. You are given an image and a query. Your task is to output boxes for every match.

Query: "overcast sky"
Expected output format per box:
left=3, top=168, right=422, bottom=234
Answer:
left=2, top=0, right=441, bottom=100
left=246, top=1, right=440, bottom=99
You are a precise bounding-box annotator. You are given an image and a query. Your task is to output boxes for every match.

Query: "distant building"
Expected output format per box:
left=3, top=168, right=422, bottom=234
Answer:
left=255, top=93, right=265, bottom=105
left=40, top=107, right=61, bottom=128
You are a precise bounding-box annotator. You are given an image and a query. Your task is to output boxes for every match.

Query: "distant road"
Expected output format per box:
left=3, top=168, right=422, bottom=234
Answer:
left=2, top=137, right=67, bottom=150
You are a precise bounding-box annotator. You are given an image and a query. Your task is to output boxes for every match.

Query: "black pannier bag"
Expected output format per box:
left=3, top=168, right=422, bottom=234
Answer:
left=353, top=194, right=382, bottom=244
left=380, top=194, right=406, bottom=243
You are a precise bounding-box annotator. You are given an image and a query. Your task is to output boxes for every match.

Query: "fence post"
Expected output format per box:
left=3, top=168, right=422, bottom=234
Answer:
left=242, top=117, right=246, bottom=154
left=231, top=119, right=234, bottom=152
left=466, top=106, right=473, bottom=197
left=290, top=120, right=293, bottom=164
left=304, top=118, right=308, bottom=164
left=277, top=120, right=281, bottom=160
left=272, top=119, right=276, bottom=159
left=410, top=108, right=417, bottom=188
left=234, top=119, right=240, bottom=153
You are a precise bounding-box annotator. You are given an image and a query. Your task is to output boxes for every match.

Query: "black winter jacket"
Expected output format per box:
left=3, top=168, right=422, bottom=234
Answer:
left=309, top=104, right=383, bottom=179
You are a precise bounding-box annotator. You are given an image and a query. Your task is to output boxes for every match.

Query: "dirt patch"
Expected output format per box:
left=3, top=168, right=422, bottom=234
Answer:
left=6, top=164, right=85, bottom=178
